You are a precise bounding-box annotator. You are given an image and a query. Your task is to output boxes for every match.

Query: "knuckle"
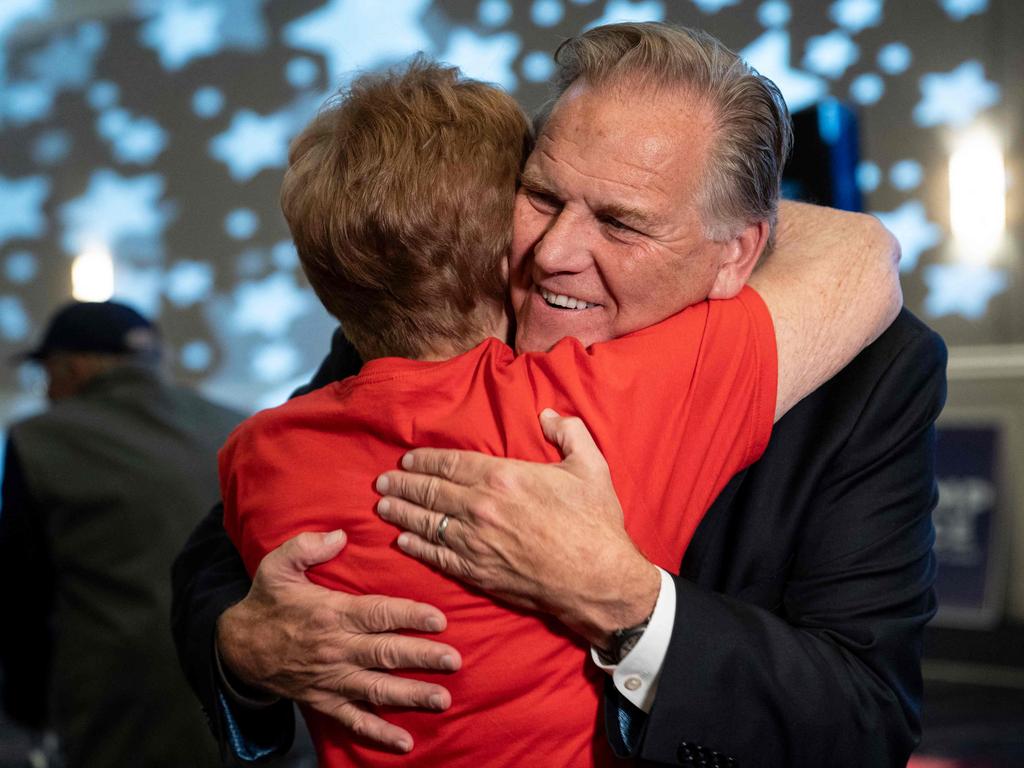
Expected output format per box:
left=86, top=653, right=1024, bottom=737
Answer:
left=364, top=676, right=391, bottom=706
left=361, top=596, right=393, bottom=631
left=485, top=466, right=515, bottom=493
left=423, top=476, right=441, bottom=509
left=308, top=605, right=336, bottom=631
left=439, top=451, right=460, bottom=480
left=372, top=636, right=403, bottom=669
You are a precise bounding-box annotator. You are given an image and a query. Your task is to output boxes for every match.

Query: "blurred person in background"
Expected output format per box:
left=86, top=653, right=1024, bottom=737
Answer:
left=0, top=300, right=242, bottom=768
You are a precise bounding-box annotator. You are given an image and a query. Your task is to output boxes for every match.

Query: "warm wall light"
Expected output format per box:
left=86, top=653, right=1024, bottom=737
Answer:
left=948, top=128, right=1006, bottom=264
left=71, top=247, right=115, bottom=301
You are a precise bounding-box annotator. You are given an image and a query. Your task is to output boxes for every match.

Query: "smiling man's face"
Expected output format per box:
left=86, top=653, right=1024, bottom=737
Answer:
left=510, top=81, right=734, bottom=353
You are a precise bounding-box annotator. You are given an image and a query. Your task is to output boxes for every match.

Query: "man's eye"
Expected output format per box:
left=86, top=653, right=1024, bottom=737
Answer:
left=601, top=215, right=631, bottom=232
left=527, top=191, right=561, bottom=212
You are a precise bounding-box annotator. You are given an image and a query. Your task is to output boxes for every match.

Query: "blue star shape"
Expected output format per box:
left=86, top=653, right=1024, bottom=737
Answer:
left=231, top=272, right=313, bottom=337
left=209, top=108, right=292, bottom=182
left=740, top=31, right=826, bottom=113
left=439, top=28, right=521, bottom=91
left=692, top=0, right=740, bottom=13
left=829, top=0, right=882, bottom=33
left=58, top=169, right=173, bottom=254
left=940, top=0, right=988, bottom=21
left=166, top=260, right=214, bottom=306
left=283, top=0, right=432, bottom=85
left=803, top=30, right=858, bottom=79
left=0, top=175, right=50, bottom=247
left=139, top=0, right=226, bottom=71
left=585, top=0, right=666, bottom=29
left=97, top=108, right=169, bottom=165
left=0, top=0, right=59, bottom=84
left=914, top=60, right=999, bottom=128
left=872, top=201, right=941, bottom=273
left=924, top=264, right=1007, bottom=320
left=217, top=0, right=270, bottom=50
left=23, top=21, right=107, bottom=90
left=0, top=296, right=30, bottom=342
left=113, top=262, right=164, bottom=318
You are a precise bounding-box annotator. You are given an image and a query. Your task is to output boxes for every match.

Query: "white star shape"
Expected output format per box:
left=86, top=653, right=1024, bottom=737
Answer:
left=0, top=175, right=50, bottom=247
left=740, top=30, right=826, bottom=113
left=940, top=0, right=988, bottom=21
left=439, top=28, right=521, bottom=91
left=829, top=0, right=882, bottom=33
left=139, top=0, right=226, bottom=71
left=209, top=108, right=292, bottom=181
left=59, top=169, right=174, bottom=254
left=231, top=272, right=313, bottom=337
left=802, top=30, right=858, bottom=79
left=584, top=0, right=666, bottom=29
left=872, top=201, right=941, bottom=273
left=283, top=0, right=432, bottom=85
left=914, top=60, right=999, bottom=128
left=923, top=264, right=1007, bottom=320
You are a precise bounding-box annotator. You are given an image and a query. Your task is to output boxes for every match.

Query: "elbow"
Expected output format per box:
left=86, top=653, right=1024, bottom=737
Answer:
left=865, top=214, right=904, bottom=326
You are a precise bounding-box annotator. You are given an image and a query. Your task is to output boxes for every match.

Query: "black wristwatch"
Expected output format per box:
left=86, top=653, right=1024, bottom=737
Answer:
left=598, top=614, right=652, bottom=665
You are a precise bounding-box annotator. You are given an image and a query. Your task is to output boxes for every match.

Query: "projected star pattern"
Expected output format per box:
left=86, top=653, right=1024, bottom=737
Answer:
left=0, top=0, right=1013, bottom=408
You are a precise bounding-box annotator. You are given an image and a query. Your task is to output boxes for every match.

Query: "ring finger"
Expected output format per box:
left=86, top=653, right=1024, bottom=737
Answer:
left=377, top=496, right=451, bottom=546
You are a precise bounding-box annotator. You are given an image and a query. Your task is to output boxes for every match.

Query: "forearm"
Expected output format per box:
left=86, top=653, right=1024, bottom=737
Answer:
left=751, top=201, right=903, bottom=419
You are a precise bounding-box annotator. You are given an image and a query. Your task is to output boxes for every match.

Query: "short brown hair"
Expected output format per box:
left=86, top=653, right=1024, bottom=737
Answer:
left=281, top=58, right=531, bottom=361
left=549, top=23, right=792, bottom=243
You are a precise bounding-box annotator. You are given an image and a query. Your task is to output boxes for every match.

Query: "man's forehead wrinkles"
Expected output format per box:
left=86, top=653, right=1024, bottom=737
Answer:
left=536, top=147, right=655, bottom=195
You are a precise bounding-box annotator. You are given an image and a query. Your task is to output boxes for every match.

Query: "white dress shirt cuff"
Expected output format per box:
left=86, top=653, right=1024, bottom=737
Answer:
left=591, top=566, right=676, bottom=713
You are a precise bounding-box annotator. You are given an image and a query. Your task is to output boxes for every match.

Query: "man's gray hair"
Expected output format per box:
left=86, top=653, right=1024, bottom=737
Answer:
left=548, top=22, right=793, bottom=243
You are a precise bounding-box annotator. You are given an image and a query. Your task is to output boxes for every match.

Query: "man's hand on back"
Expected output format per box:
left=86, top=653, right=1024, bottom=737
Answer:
left=215, top=530, right=462, bottom=753
left=375, top=409, right=661, bottom=649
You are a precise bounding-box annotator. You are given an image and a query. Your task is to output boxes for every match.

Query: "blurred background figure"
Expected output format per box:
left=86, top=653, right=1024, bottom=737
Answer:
left=0, top=301, right=241, bottom=767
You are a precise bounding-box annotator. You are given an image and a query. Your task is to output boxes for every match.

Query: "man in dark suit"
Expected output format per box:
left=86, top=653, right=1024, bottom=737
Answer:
left=172, top=23, right=945, bottom=767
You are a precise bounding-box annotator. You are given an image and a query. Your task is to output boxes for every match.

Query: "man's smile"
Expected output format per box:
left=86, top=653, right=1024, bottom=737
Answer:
left=539, top=287, right=600, bottom=311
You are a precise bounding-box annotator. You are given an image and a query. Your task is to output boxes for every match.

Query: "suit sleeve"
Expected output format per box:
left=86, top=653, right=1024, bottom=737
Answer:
left=634, top=329, right=947, bottom=767
left=170, top=327, right=362, bottom=763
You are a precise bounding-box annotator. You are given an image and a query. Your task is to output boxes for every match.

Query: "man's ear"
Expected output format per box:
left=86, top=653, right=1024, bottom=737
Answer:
left=708, top=219, right=770, bottom=299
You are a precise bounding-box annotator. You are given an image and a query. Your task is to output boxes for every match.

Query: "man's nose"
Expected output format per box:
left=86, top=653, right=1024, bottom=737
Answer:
left=532, top=210, right=593, bottom=275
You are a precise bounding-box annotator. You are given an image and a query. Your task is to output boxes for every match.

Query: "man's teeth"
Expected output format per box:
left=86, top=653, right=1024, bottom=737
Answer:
left=541, top=289, right=597, bottom=310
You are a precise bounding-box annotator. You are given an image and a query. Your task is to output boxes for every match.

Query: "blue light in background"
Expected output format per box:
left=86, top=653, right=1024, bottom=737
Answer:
left=522, top=50, right=555, bottom=82
left=478, top=0, right=513, bottom=27
left=877, top=42, right=911, bottom=74
left=914, top=60, right=999, bottom=128
left=181, top=339, right=213, bottom=371
left=192, top=85, right=224, bottom=118
left=439, top=28, right=521, bottom=91
left=209, top=109, right=292, bottom=181
left=855, top=161, right=881, bottom=193
left=940, top=0, right=988, bottom=21
left=225, top=208, right=260, bottom=240
left=0, top=296, right=30, bottom=341
left=31, top=129, right=71, bottom=165
left=889, top=159, right=923, bottom=191
left=252, top=342, right=300, bottom=382
left=271, top=240, right=298, bottom=270
left=97, top=108, right=169, bottom=164
left=87, top=80, right=120, bottom=110
left=849, top=72, right=884, bottom=105
left=585, top=0, right=666, bottom=28
left=803, top=30, right=859, bottom=79
left=872, top=200, right=941, bottom=273
left=58, top=170, right=173, bottom=254
left=139, top=0, right=226, bottom=71
left=531, top=0, right=564, bottom=27
left=286, top=56, right=319, bottom=89
left=741, top=31, right=825, bottom=113
left=165, top=260, right=214, bottom=306
left=282, top=0, right=433, bottom=85
left=692, top=0, right=741, bottom=13
left=5, top=251, right=38, bottom=284
left=757, top=1, right=790, bottom=28
left=0, top=175, right=50, bottom=247
left=924, top=263, right=1006, bottom=319
left=230, top=272, right=312, bottom=337
left=829, top=0, right=882, bottom=33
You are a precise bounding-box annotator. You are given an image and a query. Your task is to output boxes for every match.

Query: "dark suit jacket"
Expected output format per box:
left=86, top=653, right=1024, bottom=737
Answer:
left=171, top=310, right=946, bottom=767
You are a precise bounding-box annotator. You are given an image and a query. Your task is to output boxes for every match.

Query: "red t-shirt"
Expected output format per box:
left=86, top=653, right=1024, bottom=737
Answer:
left=221, top=287, right=776, bottom=767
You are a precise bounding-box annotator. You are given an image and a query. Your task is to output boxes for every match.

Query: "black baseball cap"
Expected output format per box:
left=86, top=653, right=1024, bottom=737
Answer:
left=16, top=300, right=161, bottom=362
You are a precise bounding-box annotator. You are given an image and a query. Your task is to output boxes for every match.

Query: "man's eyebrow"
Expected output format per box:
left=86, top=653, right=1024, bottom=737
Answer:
left=595, top=201, right=659, bottom=230
left=519, top=171, right=555, bottom=194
